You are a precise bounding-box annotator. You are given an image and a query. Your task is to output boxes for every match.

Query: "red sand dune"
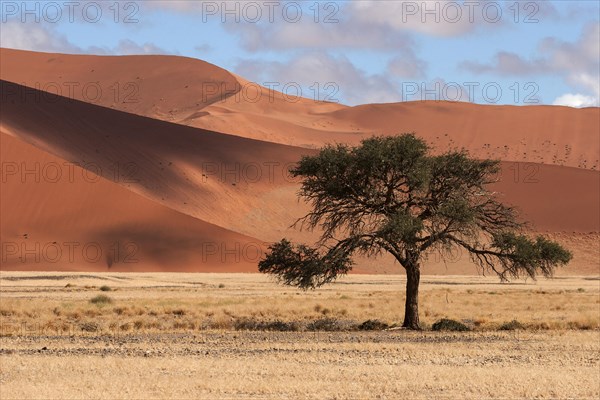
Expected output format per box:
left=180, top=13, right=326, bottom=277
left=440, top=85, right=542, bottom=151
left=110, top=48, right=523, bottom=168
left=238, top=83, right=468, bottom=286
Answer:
left=0, top=49, right=598, bottom=274
left=2, top=48, right=598, bottom=169
left=0, top=80, right=311, bottom=242
left=0, top=132, right=264, bottom=272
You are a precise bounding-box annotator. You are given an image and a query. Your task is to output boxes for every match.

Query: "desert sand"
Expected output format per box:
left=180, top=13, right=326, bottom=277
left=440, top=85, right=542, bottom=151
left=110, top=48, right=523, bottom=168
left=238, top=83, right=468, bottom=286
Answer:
left=0, top=272, right=599, bottom=399
left=0, top=48, right=598, bottom=274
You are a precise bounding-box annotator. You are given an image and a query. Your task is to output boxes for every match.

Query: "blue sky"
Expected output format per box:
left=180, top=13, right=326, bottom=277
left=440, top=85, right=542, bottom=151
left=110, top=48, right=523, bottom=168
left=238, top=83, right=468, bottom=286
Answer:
left=1, top=0, right=598, bottom=106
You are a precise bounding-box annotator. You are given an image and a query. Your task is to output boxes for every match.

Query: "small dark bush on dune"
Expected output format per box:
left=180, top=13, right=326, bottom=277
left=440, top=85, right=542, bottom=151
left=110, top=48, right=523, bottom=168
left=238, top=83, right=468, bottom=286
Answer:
left=431, top=318, right=470, bottom=332
left=99, top=285, right=112, bottom=292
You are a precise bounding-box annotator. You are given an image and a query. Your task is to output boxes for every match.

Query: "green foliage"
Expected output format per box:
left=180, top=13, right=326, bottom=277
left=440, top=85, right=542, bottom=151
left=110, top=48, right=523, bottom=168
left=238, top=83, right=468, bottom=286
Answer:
left=291, top=134, right=432, bottom=244
left=261, top=134, right=571, bottom=286
left=379, top=210, right=424, bottom=244
left=487, top=233, right=573, bottom=280
left=258, top=239, right=353, bottom=290
left=431, top=318, right=470, bottom=332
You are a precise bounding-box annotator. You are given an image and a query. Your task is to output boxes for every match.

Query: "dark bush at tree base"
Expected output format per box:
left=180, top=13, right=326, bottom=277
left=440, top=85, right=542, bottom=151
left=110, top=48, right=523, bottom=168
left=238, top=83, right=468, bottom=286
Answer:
left=431, top=318, right=470, bottom=332
left=499, top=320, right=526, bottom=330
left=306, top=318, right=350, bottom=331
left=358, top=319, right=390, bottom=331
left=234, top=318, right=299, bottom=332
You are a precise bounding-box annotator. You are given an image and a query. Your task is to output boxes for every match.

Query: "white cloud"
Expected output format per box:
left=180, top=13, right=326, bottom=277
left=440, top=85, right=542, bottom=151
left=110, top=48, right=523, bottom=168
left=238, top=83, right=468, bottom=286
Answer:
left=234, top=53, right=476, bottom=105
left=387, top=44, right=430, bottom=80
left=226, top=20, right=413, bottom=51
left=0, top=21, right=79, bottom=53
left=462, top=22, right=600, bottom=105
left=234, top=52, right=402, bottom=105
left=110, top=39, right=172, bottom=55
left=0, top=20, right=171, bottom=55
left=539, top=23, right=599, bottom=75
left=348, top=0, right=496, bottom=37
left=553, top=93, right=598, bottom=108
left=568, top=73, right=600, bottom=99
left=387, top=56, right=427, bottom=79
left=141, top=1, right=430, bottom=79
left=460, top=52, right=549, bottom=75
left=148, top=0, right=506, bottom=40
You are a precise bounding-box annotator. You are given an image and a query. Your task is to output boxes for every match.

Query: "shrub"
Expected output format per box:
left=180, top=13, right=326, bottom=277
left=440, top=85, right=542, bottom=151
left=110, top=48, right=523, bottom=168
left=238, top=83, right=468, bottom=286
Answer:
left=499, top=320, right=526, bottom=331
left=566, top=320, right=595, bottom=330
left=99, top=285, right=112, bottom=292
left=306, top=318, right=349, bottom=331
left=431, top=318, right=470, bottom=332
left=267, top=320, right=300, bottom=331
left=234, top=319, right=258, bottom=331
left=90, top=294, right=113, bottom=305
left=234, top=318, right=299, bottom=332
left=358, top=319, right=390, bottom=331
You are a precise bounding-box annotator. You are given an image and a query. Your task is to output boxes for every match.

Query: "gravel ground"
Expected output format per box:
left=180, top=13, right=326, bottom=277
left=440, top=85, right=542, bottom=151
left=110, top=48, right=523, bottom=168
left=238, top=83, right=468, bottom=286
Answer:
left=1, top=330, right=598, bottom=399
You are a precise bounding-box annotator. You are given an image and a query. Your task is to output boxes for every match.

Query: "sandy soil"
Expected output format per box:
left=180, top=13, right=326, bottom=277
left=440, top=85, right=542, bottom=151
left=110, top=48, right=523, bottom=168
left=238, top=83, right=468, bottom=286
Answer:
left=1, top=331, right=599, bottom=399
left=1, top=272, right=599, bottom=399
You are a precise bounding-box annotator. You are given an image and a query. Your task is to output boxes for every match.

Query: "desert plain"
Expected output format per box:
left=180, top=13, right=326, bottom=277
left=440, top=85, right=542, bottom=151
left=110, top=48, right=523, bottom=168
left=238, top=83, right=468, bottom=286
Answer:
left=0, top=272, right=599, bottom=399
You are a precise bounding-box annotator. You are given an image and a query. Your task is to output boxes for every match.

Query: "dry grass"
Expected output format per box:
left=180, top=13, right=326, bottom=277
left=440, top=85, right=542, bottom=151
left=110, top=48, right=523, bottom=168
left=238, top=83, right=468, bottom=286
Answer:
left=1, top=273, right=598, bottom=334
left=0, top=272, right=598, bottom=399
left=1, top=331, right=599, bottom=399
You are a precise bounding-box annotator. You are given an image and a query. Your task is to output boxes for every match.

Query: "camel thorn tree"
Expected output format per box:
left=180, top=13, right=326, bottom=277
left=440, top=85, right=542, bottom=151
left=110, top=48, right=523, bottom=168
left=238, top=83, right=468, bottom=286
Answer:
left=258, top=134, right=572, bottom=330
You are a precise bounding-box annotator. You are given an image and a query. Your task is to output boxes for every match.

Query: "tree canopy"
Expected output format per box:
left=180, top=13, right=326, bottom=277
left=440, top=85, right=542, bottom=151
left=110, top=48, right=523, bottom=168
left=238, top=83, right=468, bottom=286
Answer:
left=259, top=134, right=572, bottom=329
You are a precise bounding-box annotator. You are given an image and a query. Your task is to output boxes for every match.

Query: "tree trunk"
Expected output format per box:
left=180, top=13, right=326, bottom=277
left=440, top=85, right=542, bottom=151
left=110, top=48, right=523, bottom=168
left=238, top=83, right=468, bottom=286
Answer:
left=402, top=262, right=421, bottom=330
